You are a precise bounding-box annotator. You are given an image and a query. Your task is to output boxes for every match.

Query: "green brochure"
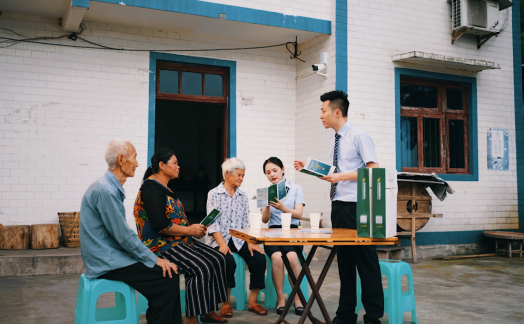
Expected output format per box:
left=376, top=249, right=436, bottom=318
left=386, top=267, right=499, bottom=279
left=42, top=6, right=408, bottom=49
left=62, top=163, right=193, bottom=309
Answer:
left=257, top=179, right=287, bottom=208
left=200, top=209, right=221, bottom=227
left=357, top=168, right=371, bottom=238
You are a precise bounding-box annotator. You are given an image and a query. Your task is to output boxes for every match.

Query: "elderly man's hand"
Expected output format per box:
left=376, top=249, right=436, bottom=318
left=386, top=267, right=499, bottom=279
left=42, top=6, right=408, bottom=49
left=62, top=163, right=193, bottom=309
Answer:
left=156, top=257, right=178, bottom=278
left=188, top=224, right=207, bottom=238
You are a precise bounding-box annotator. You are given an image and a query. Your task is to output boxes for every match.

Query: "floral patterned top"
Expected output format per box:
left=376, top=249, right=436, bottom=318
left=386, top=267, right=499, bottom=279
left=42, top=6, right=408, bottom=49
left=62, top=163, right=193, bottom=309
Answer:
left=134, top=178, right=193, bottom=256
left=205, top=182, right=250, bottom=250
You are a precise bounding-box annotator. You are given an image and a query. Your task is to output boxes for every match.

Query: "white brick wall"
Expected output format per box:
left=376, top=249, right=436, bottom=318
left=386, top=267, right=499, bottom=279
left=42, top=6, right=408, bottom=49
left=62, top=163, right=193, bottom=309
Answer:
left=0, top=0, right=520, bottom=235
left=204, top=0, right=331, bottom=21
left=341, top=0, right=516, bottom=232
left=0, top=12, right=298, bottom=229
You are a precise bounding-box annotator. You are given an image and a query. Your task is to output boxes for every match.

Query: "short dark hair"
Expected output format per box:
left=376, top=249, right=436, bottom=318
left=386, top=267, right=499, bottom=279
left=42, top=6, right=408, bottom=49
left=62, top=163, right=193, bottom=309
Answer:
left=320, top=90, right=349, bottom=117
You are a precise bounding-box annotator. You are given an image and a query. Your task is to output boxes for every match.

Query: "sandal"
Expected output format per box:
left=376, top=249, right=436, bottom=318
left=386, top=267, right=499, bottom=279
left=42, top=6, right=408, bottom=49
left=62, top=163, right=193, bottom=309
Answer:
left=220, top=304, right=233, bottom=318
left=248, top=304, right=268, bottom=316
left=200, top=312, right=228, bottom=323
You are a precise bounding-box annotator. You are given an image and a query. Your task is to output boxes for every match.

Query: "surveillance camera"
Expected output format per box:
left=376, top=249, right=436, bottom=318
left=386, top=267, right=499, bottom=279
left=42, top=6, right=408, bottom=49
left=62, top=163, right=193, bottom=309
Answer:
left=312, top=64, right=326, bottom=72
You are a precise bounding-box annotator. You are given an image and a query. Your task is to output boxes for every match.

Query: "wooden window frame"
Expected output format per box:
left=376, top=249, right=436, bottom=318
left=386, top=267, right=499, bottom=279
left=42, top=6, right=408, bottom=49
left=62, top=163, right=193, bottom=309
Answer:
left=400, top=77, right=469, bottom=174
left=156, top=62, right=228, bottom=104
left=156, top=62, right=229, bottom=160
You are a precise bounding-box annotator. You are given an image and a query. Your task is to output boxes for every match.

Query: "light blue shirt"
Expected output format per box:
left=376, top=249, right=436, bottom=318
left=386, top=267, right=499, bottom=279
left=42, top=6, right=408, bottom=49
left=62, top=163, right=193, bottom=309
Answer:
left=80, top=171, right=157, bottom=279
left=265, top=180, right=306, bottom=227
left=206, top=182, right=250, bottom=250
left=330, top=121, right=378, bottom=202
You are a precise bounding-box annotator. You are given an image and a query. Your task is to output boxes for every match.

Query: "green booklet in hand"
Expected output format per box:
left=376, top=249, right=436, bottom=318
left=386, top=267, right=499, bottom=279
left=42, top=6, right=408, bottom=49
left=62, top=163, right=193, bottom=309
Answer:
left=200, top=209, right=221, bottom=227
left=257, top=179, right=287, bottom=208
left=299, top=158, right=335, bottom=178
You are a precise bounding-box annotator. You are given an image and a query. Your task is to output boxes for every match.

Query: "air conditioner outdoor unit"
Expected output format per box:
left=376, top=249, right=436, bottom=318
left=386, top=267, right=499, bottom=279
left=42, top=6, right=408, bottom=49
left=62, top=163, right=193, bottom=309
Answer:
left=451, top=0, right=506, bottom=36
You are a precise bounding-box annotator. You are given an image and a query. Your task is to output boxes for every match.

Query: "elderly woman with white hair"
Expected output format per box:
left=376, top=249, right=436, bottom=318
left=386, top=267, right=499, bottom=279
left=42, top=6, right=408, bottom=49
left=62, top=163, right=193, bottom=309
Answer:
left=206, top=158, right=267, bottom=317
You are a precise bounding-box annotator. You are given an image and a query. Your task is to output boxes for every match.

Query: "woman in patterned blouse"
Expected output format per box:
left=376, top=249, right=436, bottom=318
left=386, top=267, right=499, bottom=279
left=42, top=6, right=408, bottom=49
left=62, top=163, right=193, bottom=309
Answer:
left=134, top=148, right=228, bottom=324
left=205, top=158, right=268, bottom=317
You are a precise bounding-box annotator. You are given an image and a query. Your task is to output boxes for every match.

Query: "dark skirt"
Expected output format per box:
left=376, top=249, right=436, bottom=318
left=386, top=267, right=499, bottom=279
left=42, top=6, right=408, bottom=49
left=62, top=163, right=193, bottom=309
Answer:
left=264, top=224, right=304, bottom=258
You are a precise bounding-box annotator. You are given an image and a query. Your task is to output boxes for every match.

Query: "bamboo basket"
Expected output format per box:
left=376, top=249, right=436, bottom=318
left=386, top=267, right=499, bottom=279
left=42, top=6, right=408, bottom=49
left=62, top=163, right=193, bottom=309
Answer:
left=58, top=212, right=80, bottom=247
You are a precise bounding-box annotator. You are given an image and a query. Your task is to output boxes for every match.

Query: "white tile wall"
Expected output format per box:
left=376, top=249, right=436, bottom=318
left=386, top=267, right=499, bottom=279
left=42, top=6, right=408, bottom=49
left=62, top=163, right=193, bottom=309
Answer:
left=0, top=12, right=298, bottom=229
left=0, top=0, right=520, bottom=235
left=294, top=0, right=519, bottom=232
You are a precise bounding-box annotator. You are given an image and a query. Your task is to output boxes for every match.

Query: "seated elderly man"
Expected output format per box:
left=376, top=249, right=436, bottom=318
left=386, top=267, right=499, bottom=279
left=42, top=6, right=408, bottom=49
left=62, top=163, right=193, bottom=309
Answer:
left=206, top=158, right=267, bottom=318
left=80, top=139, right=181, bottom=324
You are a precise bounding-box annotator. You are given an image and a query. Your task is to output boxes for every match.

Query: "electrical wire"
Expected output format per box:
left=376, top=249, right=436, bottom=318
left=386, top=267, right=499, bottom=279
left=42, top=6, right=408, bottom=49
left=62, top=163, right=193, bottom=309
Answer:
left=0, top=26, right=305, bottom=61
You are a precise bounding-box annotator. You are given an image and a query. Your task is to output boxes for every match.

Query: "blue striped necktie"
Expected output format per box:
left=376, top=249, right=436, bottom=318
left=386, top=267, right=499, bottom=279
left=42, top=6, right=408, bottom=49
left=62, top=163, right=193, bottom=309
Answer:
left=330, top=133, right=341, bottom=200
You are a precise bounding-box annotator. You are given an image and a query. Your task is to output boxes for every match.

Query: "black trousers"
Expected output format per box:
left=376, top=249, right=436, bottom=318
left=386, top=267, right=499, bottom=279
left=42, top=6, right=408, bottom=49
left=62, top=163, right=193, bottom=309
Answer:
left=214, top=239, right=266, bottom=290
left=331, top=201, right=383, bottom=324
left=99, top=262, right=182, bottom=324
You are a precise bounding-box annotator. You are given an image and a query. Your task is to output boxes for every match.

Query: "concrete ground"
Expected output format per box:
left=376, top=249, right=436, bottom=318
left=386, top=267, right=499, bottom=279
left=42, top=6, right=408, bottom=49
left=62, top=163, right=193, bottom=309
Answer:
left=0, top=257, right=523, bottom=324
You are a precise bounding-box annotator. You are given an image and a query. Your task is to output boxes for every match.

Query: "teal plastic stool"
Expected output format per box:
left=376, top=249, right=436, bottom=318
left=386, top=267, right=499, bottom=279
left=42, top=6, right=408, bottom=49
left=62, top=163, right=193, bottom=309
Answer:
left=261, top=253, right=309, bottom=308
left=74, top=274, right=138, bottom=324
left=356, top=260, right=418, bottom=324
left=230, top=252, right=247, bottom=311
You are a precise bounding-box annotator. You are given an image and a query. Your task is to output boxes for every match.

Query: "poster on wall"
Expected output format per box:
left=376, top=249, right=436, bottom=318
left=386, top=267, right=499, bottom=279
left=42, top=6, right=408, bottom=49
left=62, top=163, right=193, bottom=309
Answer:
left=487, top=128, right=509, bottom=171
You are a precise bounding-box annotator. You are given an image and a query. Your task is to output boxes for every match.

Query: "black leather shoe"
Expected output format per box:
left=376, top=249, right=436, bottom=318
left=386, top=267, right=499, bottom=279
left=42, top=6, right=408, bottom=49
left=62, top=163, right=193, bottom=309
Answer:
left=294, top=306, right=304, bottom=315
left=332, top=316, right=356, bottom=324
left=276, top=306, right=285, bottom=315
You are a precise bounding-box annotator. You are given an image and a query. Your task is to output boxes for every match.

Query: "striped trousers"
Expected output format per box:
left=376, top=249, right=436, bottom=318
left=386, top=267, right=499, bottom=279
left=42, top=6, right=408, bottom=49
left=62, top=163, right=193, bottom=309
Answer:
left=162, top=240, right=228, bottom=317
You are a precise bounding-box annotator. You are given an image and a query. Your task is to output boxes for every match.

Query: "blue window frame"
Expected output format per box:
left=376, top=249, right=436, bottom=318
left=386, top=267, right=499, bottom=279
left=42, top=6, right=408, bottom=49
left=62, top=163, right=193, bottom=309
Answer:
left=395, top=68, right=478, bottom=181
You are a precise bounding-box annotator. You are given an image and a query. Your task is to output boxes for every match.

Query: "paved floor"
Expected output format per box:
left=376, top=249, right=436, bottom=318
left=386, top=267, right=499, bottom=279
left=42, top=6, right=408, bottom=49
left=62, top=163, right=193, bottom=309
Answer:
left=0, top=257, right=523, bottom=324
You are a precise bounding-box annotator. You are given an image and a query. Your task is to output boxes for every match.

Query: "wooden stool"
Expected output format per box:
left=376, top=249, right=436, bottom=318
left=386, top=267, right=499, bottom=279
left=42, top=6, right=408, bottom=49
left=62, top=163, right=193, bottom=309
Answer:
left=484, top=231, right=524, bottom=258
left=0, top=225, right=31, bottom=249
left=31, top=224, right=60, bottom=249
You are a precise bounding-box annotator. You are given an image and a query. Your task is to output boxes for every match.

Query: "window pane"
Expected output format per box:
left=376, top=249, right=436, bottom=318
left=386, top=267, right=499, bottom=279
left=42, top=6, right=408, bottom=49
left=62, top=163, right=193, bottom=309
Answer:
left=181, top=72, right=202, bottom=96
left=400, top=84, right=438, bottom=108
left=446, top=88, right=464, bottom=111
left=205, top=74, right=223, bottom=97
left=401, top=116, right=419, bottom=168
left=159, top=70, right=178, bottom=94
left=449, top=119, right=465, bottom=168
left=423, top=118, right=441, bottom=168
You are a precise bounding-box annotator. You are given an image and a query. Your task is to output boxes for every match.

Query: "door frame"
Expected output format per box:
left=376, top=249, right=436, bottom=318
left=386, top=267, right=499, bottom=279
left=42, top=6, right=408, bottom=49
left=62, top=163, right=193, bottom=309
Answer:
left=148, top=52, right=237, bottom=164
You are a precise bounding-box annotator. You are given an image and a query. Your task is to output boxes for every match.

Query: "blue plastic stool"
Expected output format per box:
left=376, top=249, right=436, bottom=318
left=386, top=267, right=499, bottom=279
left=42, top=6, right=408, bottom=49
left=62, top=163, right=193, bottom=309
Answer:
left=356, top=260, right=418, bottom=324
left=74, top=274, right=138, bottom=324
left=262, top=253, right=309, bottom=308
left=230, top=252, right=247, bottom=311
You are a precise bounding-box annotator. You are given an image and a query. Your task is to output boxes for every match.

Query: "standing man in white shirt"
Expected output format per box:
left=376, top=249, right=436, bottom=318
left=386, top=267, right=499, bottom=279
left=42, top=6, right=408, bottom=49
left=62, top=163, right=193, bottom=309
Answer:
left=294, top=91, right=383, bottom=324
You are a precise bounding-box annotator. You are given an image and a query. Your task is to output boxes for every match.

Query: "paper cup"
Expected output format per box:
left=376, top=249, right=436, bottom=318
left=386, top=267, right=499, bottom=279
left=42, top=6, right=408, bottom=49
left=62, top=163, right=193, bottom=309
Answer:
left=249, top=213, right=262, bottom=230
left=281, top=213, right=292, bottom=229
left=309, top=213, right=321, bottom=229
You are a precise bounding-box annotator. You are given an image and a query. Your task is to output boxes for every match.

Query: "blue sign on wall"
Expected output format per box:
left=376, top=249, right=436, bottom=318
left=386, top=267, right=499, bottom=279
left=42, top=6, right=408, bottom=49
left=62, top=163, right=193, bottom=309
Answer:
left=487, top=128, right=509, bottom=171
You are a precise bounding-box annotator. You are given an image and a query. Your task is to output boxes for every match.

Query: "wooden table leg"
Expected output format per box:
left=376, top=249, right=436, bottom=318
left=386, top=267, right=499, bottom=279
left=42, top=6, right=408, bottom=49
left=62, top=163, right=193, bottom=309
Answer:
left=274, top=245, right=338, bottom=324
left=509, top=241, right=512, bottom=258
left=411, top=217, right=417, bottom=263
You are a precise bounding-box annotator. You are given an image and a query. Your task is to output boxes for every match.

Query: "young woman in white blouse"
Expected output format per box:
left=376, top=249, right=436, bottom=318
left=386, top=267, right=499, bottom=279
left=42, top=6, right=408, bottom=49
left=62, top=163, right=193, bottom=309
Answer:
left=261, top=157, right=305, bottom=316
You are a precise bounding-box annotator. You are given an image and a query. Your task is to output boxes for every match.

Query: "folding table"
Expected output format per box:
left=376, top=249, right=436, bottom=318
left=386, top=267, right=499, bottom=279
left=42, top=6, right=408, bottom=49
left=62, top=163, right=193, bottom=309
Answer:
left=230, top=228, right=398, bottom=324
